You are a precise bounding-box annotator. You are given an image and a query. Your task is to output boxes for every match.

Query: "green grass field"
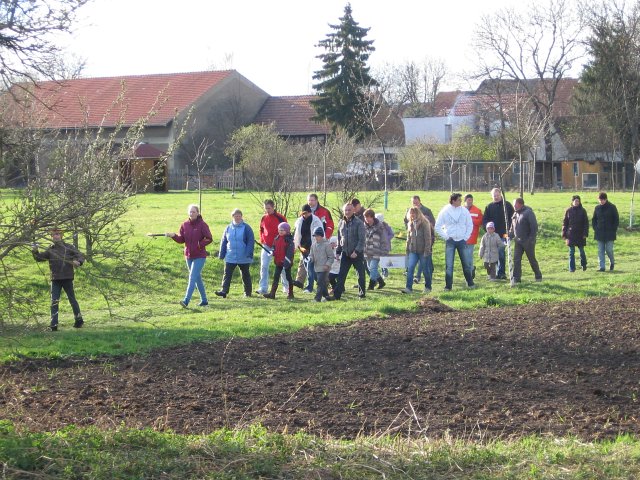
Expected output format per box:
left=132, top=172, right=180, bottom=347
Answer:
left=2, top=189, right=640, bottom=479
left=3, top=189, right=638, bottom=362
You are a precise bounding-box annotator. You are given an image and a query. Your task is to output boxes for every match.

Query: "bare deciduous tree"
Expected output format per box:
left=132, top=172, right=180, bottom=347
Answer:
left=0, top=0, right=89, bottom=88
left=473, top=0, right=585, bottom=189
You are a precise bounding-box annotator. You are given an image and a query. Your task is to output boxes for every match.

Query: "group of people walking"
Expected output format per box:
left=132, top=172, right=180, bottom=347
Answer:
left=32, top=189, right=622, bottom=330
left=165, top=190, right=622, bottom=307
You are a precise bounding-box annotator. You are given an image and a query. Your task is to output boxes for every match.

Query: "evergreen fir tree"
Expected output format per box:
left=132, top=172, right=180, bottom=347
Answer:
left=311, top=3, right=377, bottom=139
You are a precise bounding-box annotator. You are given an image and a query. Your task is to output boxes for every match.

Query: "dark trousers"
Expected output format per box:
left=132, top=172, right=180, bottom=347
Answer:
left=314, top=270, right=330, bottom=301
left=51, top=279, right=82, bottom=327
left=221, top=263, right=252, bottom=295
left=512, top=241, right=542, bottom=281
left=333, top=253, right=366, bottom=299
left=272, top=265, right=293, bottom=289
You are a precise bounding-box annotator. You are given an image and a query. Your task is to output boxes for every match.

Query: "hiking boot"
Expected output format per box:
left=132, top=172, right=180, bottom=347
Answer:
left=73, top=318, right=84, bottom=328
left=367, top=279, right=376, bottom=291
left=292, top=280, right=304, bottom=289
left=179, top=300, right=188, bottom=308
left=377, top=278, right=386, bottom=289
left=50, top=325, right=58, bottom=332
left=214, top=291, right=227, bottom=298
left=198, top=301, right=209, bottom=307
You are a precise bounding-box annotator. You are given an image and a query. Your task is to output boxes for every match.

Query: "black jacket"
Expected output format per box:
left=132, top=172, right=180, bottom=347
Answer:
left=33, top=241, right=84, bottom=280
left=483, top=200, right=514, bottom=237
left=562, top=205, right=589, bottom=247
left=592, top=201, right=619, bottom=242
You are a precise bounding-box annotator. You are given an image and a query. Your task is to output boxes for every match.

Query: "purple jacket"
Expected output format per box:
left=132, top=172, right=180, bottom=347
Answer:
left=172, top=216, right=213, bottom=259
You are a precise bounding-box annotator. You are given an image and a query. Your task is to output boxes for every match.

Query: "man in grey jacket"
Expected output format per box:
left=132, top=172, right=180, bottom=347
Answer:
left=510, top=198, right=542, bottom=284
left=333, top=203, right=366, bottom=300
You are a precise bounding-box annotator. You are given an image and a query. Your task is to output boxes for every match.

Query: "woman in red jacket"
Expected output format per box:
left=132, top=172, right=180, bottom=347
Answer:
left=166, top=204, right=213, bottom=307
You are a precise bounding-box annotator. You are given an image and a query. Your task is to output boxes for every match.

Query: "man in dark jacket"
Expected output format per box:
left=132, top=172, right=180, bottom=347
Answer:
left=510, top=198, right=542, bottom=284
left=483, top=188, right=514, bottom=280
left=333, top=203, right=367, bottom=300
left=32, top=228, right=85, bottom=331
left=592, top=192, right=619, bottom=271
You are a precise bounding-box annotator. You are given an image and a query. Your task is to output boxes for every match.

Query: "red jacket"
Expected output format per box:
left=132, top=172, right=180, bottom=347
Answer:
left=172, top=216, right=212, bottom=259
left=259, top=211, right=287, bottom=245
left=272, top=233, right=295, bottom=267
left=466, top=205, right=483, bottom=245
left=311, top=204, right=334, bottom=238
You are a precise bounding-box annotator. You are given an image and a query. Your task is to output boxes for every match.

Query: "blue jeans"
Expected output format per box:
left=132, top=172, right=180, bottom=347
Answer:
left=597, top=240, right=614, bottom=269
left=464, top=244, right=475, bottom=275
left=497, top=240, right=507, bottom=277
left=367, top=258, right=381, bottom=281
left=445, top=239, right=474, bottom=289
left=258, top=244, right=289, bottom=293
left=305, top=260, right=316, bottom=291
left=184, top=257, right=207, bottom=304
left=406, top=253, right=432, bottom=290
left=568, top=245, right=587, bottom=271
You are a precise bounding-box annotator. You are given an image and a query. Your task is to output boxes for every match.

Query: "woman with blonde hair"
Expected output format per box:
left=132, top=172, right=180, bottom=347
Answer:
left=403, top=206, right=433, bottom=294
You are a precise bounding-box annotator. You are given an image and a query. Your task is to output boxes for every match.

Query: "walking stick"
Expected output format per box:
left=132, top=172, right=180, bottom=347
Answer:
left=254, top=239, right=273, bottom=256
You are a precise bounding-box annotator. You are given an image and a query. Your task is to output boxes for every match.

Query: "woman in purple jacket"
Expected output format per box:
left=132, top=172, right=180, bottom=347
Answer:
left=167, top=204, right=213, bottom=307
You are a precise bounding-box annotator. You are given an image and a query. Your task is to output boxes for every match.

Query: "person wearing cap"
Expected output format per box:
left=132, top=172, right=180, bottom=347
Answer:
left=509, top=198, right=542, bottom=284
left=292, top=204, right=323, bottom=292
left=166, top=204, right=213, bottom=308
left=464, top=194, right=483, bottom=279
left=333, top=202, right=367, bottom=300
left=592, top=192, right=619, bottom=272
left=32, top=228, right=85, bottom=331
left=479, top=222, right=503, bottom=280
left=263, top=222, right=295, bottom=300
left=216, top=209, right=255, bottom=298
left=562, top=195, right=589, bottom=272
left=308, top=226, right=334, bottom=302
left=363, top=208, right=390, bottom=290
left=256, top=199, right=288, bottom=295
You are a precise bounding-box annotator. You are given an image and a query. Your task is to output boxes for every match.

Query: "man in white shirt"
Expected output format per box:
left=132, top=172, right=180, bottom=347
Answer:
left=434, top=192, right=476, bottom=291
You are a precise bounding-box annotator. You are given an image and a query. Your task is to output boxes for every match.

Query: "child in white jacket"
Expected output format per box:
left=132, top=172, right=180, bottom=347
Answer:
left=479, top=222, right=504, bottom=280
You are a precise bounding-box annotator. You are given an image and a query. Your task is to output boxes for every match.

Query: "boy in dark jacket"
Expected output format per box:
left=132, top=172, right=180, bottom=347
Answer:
left=32, top=228, right=85, bottom=331
left=264, top=223, right=295, bottom=300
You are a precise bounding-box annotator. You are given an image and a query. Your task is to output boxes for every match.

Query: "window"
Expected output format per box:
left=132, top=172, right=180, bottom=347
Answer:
left=573, top=162, right=579, bottom=176
left=582, top=172, right=599, bottom=189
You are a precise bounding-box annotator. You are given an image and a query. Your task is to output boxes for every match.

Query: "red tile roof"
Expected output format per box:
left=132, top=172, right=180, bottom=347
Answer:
left=133, top=143, right=166, bottom=158
left=14, top=71, right=235, bottom=129
left=254, top=95, right=330, bottom=137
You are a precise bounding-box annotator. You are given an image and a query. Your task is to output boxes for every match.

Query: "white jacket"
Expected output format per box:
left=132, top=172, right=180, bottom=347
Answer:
left=293, top=214, right=323, bottom=249
left=434, top=204, right=473, bottom=242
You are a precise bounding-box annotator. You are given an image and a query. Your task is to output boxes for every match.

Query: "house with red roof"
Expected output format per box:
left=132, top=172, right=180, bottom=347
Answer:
left=3, top=70, right=269, bottom=189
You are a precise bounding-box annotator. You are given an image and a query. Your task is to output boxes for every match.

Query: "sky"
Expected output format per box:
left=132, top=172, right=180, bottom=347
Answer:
left=66, top=0, right=532, bottom=96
